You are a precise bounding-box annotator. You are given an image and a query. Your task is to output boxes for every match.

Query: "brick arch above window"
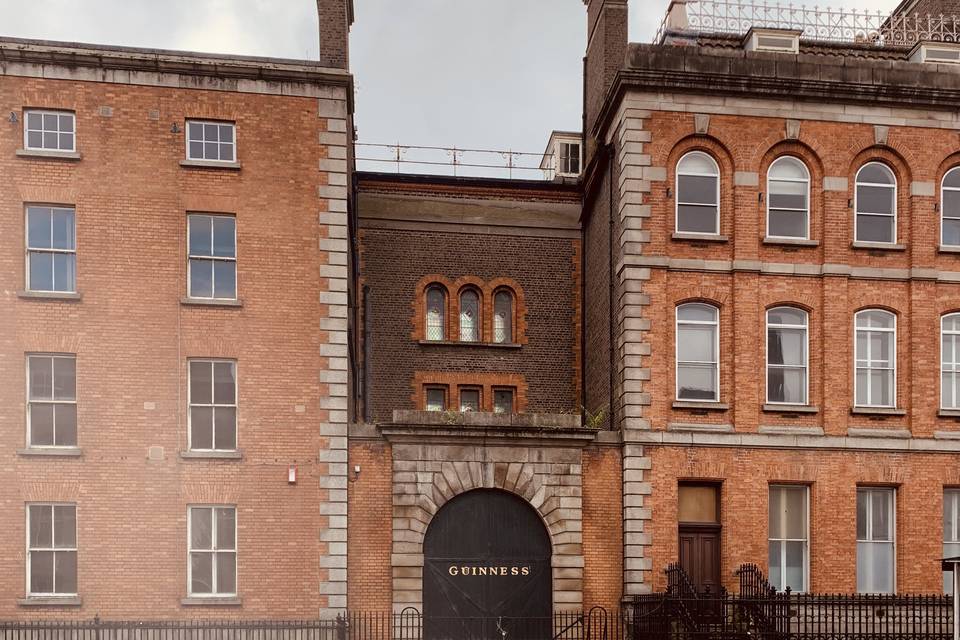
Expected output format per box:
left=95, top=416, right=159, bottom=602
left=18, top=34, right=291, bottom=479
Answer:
left=411, top=275, right=454, bottom=342
left=411, top=275, right=527, bottom=345
left=667, top=135, right=736, bottom=240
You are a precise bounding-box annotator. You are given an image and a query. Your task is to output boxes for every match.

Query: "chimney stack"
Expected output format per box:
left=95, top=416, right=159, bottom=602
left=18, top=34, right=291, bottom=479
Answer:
left=318, top=0, right=353, bottom=69
left=583, top=0, right=628, bottom=163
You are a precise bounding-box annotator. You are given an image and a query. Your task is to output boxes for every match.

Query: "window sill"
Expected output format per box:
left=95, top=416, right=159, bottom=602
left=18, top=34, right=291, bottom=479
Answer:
left=179, top=450, right=243, bottom=460
left=17, top=447, right=82, bottom=457
left=417, top=340, right=522, bottom=349
left=179, top=159, right=242, bottom=170
left=18, top=596, right=82, bottom=607
left=939, top=409, right=960, bottom=418
left=16, top=149, right=82, bottom=161
left=850, top=407, right=906, bottom=416
left=940, top=245, right=960, bottom=254
left=181, top=596, right=242, bottom=607
left=672, top=401, right=729, bottom=411
left=762, top=403, right=819, bottom=414
left=850, top=241, right=906, bottom=251
left=671, top=232, right=728, bottom=243
left=180, top=297, right=243, bottom=308
left=763, top=237, right=819, bottom=247
left=18, top=290, right=82, bottom=301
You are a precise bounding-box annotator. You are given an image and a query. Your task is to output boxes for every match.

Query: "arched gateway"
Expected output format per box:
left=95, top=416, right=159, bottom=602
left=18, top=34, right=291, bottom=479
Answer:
left=423, top=489, right=553, bottom=639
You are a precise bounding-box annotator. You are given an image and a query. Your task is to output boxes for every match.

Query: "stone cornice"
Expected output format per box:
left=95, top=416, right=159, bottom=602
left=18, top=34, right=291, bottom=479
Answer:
left=626, top=428, right=960, bottom=453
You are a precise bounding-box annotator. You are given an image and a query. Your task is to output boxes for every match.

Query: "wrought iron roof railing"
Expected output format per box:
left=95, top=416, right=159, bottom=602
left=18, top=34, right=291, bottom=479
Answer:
left=655, top=0, right=960, bottom=47
left=356, top=142, right=557, bottom=180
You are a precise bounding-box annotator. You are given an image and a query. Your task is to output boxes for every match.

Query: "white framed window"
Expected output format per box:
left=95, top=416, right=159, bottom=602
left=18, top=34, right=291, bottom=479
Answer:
left=186, top=120, right=236, bottom=163
left=425, top=286, right=446, bottom=341
left=425, top=386, right=447, bottom=412
left=459, top=290, right=480, bottom=342
left=493, top=290, right=514, bottom=344
left=767, top=156, right=810, bottom=239
left=854, top=310, right=896, bottom=408
left=27, top=354, right=77, bottom=448
left=768, top=485, right=808, bottom=593
left=459, top=387, right=481, bottom=412
left=855, top=163, right=897, bottom=244
left=943, top=314, right=960, bottom=410
left=26, top=503, right=77, bottom=596
left=676, top=303, right=719, bottom=402
left=942, top=168, right=960, bottom=247
left=945, top=489, right=960, bottom=593
left=676, top=151, right=720, bottom=235
left=188, top=360, right=237, bottom=451
left=24, top=110, right=75, bottom=152
left=767, top=307, right=808, bottom=405
left=493, top=388, right=515, bottom=414
left=856, top=487, right=895, bottom=594
left=559, top=141, right=581, bottom=176
left=26, top=206, right=76, bottom=293
left=188, top=506, right=237, bottom=597
left=187, top=214, right=236, bottom=300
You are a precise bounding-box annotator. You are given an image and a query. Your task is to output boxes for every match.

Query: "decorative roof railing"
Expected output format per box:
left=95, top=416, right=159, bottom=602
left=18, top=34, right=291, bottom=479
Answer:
left=356, top=142, right=556, bottom=180
left=654, top=0, right=960, bottom=47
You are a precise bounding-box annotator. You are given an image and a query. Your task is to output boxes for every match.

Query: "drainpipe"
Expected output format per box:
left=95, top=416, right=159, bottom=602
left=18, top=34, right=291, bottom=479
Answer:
left=608, top=145, right=616, bottom=429
left=362, top=285, right=372, bottom=424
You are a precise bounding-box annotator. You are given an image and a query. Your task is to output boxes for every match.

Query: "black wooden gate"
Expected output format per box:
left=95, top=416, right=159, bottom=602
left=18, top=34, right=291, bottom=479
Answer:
left=423, top=489, right=553, bottom=640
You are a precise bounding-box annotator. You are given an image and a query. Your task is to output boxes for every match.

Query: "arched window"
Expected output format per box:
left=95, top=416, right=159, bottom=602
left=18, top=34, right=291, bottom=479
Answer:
left=676, top=303, right=719, bottom=401
left=493, top=290, right=514, bottom=344
left=459, top=289, right=480, bottom=342
left=425, top=286, right=446, bottom=341
left=767, top=157, right=810, bottom=240
left=766, top=307, right=808, bottom=405
left=855, top=163, right=897, bottom=244
left=676, top=151, right=720, bottom=235
left=942, top=314, right=960, bottom=409
left=854, top=309, right=896, bottom=408
left=942, top=168, right=960, bottom=247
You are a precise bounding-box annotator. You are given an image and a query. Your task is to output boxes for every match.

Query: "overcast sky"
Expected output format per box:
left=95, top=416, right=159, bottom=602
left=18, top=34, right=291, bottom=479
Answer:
left=0, top=0, right=901, bottom=171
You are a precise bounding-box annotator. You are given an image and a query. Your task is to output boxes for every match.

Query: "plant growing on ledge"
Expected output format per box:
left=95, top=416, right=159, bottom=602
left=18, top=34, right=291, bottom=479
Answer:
left=441, top=410, right=464, bottom=425
left=582, top=406, right=607, bottom=429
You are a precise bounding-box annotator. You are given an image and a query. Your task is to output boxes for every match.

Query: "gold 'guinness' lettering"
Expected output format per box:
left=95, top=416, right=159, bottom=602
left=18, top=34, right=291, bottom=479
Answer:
left=446, top=564, right=532, bottom=577
left=448, top=566, right=458, bottom=576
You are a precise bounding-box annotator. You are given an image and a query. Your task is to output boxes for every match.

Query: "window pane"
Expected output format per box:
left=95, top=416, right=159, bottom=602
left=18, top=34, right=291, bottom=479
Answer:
left=27, top=208, right=51, bottom=249
left=190, top=407, right=214, bottom=450
left=677, top=364, right=717, bottom=400
left=768, top=209, right=807, bottom=238
left=857, top=492, right=868, bottom=539
left=494, top=389, right=514, bottom=414
left=678, top=324, right=716, bottom=363
left=213, top=261, right=237, bottom=299
left=678, top=485, right=718, bottom=523
left=678, top=175, right=718, bottom=205
left=943, top=373, right=957, bottom=410
left=54, top=551, right=77, bottom=594
left=191, top=508, right=213, bottom=550
left=945, top=169, right=960, bottom=189
left=774, top=365, right=808, bottom=403
left=460, top=389, right=480, bottom=412
left=214, top=407, right=237, bottom=450
left=191, top=552, right=213, bottom=594
left=216, top=552, right=237, bottom=594
left=857, top=542, right=894, bottom=593
left=188, top=122, right=203, bottom=141
left=494, top=292, right=513, bottom=343
left=220, top=143, right=235, bottom=162
left=460, top=291, right=479, bottom=341
left=30, top=551, right=54, bottom=594
left=213, top=362, right=236, bottom=404
left=43, top=131, right=59, bottom=149
left=858, top=185, right=895, bottom=215
left=769, top=180, right=807, bottom=210
left=769, top=158, right=807, bottom=181
left=769, top=488, right=784, bottom=539
left=944, top=189, right=960, bottom=216
left=43, top=114, right=59, bottom=130
left=189, top=216, right=212, bottom=256
left=29, top=357, right=53, bottom=399
left=59, top=133, right=74, bottom=151
left=58, top=114, right=74, bottom=133
left=212, top=217, right=236, bottom=258
left=425, top=389, right=445, bottom=411
left=204, top=142, right=219, bottom=160
left=678, top=153, right=717, bottom=176
left=858, top=310, right=895, bottom=330
left=768, top=541, right=783, bottom=591
left=27, top=112, right=42, bottom=130
left=53, top=253, right=76, bottom=292
left=944, top=219, right=960, bottom=246
left=769, top=307, right=806, bottom=326
left=856, top=214, right=895, bottom=243
left=27, top=130, right=43, bottom=148
left=946, top=542, right=960, bottom=593
left=947, top=492, right=960, bottom=542
left=785, top=541, right=805, bottom=592
left=870, top=370, right=893, bottom=406
left=872, top=491, right=892, bottom=540
left=189, top=141, right=203, bottom=159
left=216, top=508, right=236, bottom=550
left=677, top=204, right=718, bottom=234
left=426, top=288, right=445, bottom=341
left=190, top=260, right=214, bottom=298
left=190, top=361, right=212, bottom=404
left=54, top=358, right=76, bottom=400
left=54, top=404, right=78, bottom=447
left=768, top=328, right=804, bottom=366
left=30, top=252, right=54, bottom=291
left=859, top=164, right=895, bottom=185
left=219, top=125, right=234, bottom=143
left=678, top=304, right=717, bottom=323
left=30, top=506, right=52, bottom=547
left=50, top=210, right=75, bottom=250
left=785, top=488, right=806, bottom=537
left=30, top=404, right=55, bottom=446
left=204, top=123, right=220, bottom=142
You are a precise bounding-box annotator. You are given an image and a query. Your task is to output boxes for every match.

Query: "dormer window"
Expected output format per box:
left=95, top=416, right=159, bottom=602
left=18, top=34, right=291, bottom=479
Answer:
left=744, top=28, right=800, bottom=54
left=559, top=142, right=581, bottom=176
left=910, top=41, right=960, bottom=64
left=540, top=131, right=583, bottom=179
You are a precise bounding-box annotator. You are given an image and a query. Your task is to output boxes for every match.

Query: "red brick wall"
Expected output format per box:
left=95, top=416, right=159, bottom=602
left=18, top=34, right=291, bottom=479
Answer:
left=582, top=446, right=623, bottom=609
left=0, top=75, right=340, bottom=617
left=347, top=442, right=393, bottom=612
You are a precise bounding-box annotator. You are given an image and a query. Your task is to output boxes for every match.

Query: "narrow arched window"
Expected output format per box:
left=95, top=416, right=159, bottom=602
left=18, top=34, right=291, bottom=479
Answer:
left=854, top=309, right=896, bottom=408
left=766, top=307, right=808, bottom=405
left=942, top=314, right=960, bottom=409
left=425, top=286, right=446, bottom=341
left=493, top=290, right=513, bottom=344
left=676, top=303, right=719, bottom=401
left=767, top=157, right=810, bottom=240
left=676, top=151, right=720, bottom=235
left=459, top=290, right=480, bottom=342
left=855, top=163, right=897, bottom=244
left=942, top=168, right=960, bottom=247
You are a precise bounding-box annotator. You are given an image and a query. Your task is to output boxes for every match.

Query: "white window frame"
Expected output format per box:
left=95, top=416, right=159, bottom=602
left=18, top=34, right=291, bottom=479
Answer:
left=675, top=151, right=721, bottom=236
left=187, top=505, right=238, bottom=597
left=768, top=485, right=809, bottom=593
left=185, top=119, right=237, bottom=163
left=187, top=359, right=238, bottom=452
left=26, top=354, right=77, bottom=449
left=675, top=303, right=720, bottom=402
left=557, top=141, right=582, bottom=177
left=943, top=314, right=960, bottom=410
left=25, top=205, right=77, bottom=294
left=854, top=310, right=897, bottom=409
left=26, top=503, right=78, bottom=597
left=187, top=213, right=237, bottom=301
left=945, top=489, right=960, bottom=594
left=856, top=487, right=896, bottom=594
left=23, top=109, right=76, bottom=153
left=942, top=167, right=960, bottom=248
left=854, top=162, right=898, bottom=244
left=766, top=156, right=811, bottom=240
left=765, top=307, right=809, bottom=406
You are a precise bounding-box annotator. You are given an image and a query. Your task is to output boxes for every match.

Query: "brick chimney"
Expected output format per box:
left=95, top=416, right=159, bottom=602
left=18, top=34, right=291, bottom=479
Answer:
left=318, top=0, right=353, bottom=69
left=583, top=0, right=628, bottom=163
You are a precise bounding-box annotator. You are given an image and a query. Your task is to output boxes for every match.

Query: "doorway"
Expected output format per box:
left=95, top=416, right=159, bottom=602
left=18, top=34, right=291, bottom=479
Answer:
left=677, top=483, right=722, bottom=593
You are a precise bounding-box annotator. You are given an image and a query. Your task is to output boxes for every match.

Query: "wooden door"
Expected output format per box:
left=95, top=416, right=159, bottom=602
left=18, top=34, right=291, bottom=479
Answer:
left=678, top=526, right=721, bottom=594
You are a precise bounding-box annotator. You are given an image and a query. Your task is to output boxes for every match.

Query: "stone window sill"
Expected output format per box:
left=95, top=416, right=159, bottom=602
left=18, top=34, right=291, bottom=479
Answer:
left=17, top=447, right=82, bottom=457
left=181, top=596, right=242, bottom=606
left=18, top=596, right=82, bottom=607
left=16, top=149, right=82, bottom=161
left=179, top=159, right=242, bottom=170
left=672, top=401, right=729, bottom=411
left=179, top=450, right=243, bottom=460
left=672, top=232, right=729, bottom=243
left=180, top=297, right=243, bottom=308
left=18, top=290, right=82, bottom=302
left=940, top=245, right=960, bottom=254
left=763, top=237, right=819, bottom=247
left=850, top=406, right=906, bottom=416
left=939, top=409, right=960, bottom=418
left=850, top=241, right=906, bottom=251
left=762, top=403, right=819, bottom=414
left=418, top=340, right=522, bottom=349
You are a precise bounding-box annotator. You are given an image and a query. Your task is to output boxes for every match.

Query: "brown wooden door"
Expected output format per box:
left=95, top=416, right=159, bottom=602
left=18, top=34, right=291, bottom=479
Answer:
left=678, top=525, right=721, bottom=594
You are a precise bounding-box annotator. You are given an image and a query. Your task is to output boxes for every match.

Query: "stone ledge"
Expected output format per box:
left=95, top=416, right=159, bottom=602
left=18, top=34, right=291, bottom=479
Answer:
left=762, top=403, right=819, bottom=414
left=672, top=401, right=729, bottom=411
left=391, top=410, right=581, bottom=429
left=180, top=596, right=242, bottom=606
left=180, top=297, right=243, bottom=308
left=16, top=149, right=81, bottom=161
left=762, top=237, right=819, bottom=247
left=18, top=596, right=81, bottom=607
left=18, top=290, right=82, bottom=301
left=179, top=159, right=242, bottom=170
left=847, top=427, right=911, bottom=439
left=671, top=232, right=729, bottom=243
left=667, top=422, right=733, bottom=433
left=758, top=425, right=824, bottom=436
left=417, top=340, right=522, bottom=349
left=850, top=406, right=907, bottom=416
left=850, top=241, right=907, bottom=252
left=179, top=450, right=243, bottom=460
left=17, top=447, right=82, bottom=457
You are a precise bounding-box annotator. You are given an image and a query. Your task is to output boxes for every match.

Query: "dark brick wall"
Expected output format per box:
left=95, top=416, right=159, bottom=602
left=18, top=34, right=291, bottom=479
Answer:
left=360, top=228, right=579, bottom=422
left=317, top=0, right=350, bottom=69
left=584, top=0, right=627, bottom=163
